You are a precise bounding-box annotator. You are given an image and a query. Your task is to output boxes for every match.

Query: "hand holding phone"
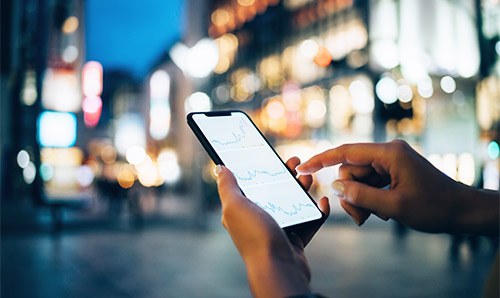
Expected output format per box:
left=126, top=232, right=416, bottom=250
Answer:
left=187, top=110, right=325, bottom=231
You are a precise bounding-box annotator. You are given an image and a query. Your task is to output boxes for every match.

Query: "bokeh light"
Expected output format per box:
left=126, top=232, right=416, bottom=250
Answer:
left=62, top=16, right=79, bottom=34
left=101, top=145, right=117, bottom=164
left=266, top=99, right=286, bottom=120
left=17, top=150, right=30, bottom=169
left=313, top=46, right=332, bottom=67
left=185, top=92, right=212, bottom=113
left=117, top=170, right=135, bottom=189
left=40, top=163, right=54, bottom=181
left=375, top=77, right=398, bottom=104
left=126, top=146, right=146, bottom=165
left=457, top=153, right=475, bottom=186
left=23, top=162, right=36, bottom=184
left=76, top=165, right=94, bottom=187
left=440, top=76, right=456, bottom=93
left=300, top=39, right=319, bottom=58
left=417, top=77, right=434, bottom=98
left=488, top=141, right=500, bottom=159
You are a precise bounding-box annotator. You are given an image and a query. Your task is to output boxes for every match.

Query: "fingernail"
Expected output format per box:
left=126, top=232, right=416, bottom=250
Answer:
left=331, top=180, right=345, bottom=198
left=295, top=164, right=304, bottom=174
left=352, top=217, right=362, bottom=226
left=214, top=165, right=223, bottom=177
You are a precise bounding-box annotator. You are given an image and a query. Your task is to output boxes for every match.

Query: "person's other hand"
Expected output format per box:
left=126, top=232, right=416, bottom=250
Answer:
left=296, top=140, right=499, bottom=235
left=215, top=157, right=330, bottom=298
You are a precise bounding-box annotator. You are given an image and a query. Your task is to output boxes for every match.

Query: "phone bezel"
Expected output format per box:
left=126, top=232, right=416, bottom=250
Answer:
left=187, top=110, right=326, bottom=233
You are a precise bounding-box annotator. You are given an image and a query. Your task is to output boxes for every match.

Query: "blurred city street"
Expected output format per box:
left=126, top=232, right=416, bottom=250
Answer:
left=1, top=0, right=499, bottom=297
left=1, top=209, right=497, bottom=298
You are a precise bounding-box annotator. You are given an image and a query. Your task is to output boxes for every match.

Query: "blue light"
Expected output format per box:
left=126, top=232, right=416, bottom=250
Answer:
left=37, top=111, right=77, bottom=147
left=488, top=141, right=499, bottom=160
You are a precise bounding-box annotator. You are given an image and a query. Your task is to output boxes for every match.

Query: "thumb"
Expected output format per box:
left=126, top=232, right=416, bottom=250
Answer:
left=215, top=165, right=243, bottom=204
left=331, top=179, right=398, bottom=217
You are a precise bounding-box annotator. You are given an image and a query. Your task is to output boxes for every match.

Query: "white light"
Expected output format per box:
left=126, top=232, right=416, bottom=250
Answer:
left=417, top=77, right=434, bottom=98
left=150, top=70, right=170, bottom=99
left=375, top=77, right=398, bottom=104
left=62, top=45, right=79, bottom=63
left=427, top=154, right=442, bottom=171
left=496, top=41, right=500, bottom=56
left=185, top=38, right=219, bottom=78
left=300, top=40, right=319, bottom=58
left=17, top=150, right=30, bottom=169
left=398, top=85, right=413, bottom=103
left=42, top=69, right=81, bottom=112
left=440, top=76, right=456, bottom=94
left=23, top=162, right=36, bottom=184
left=126, top=146, right=146, bottom=165
left=82, top=61, right=103, bottom=97
left=114, top=113, right=146, bottom=156
left=77, top=165, right=94, bottom=187
left=483, top=161, right=499, bottom=190
left=457, top=153, right=475, bottom=186
left=158, top=149, right=181, bottom=184
left=371, top=40, right=399, bottom=69
left=349, top=80, right=374, bottom=113
left=307, top=100, right=326, bottom=119
left=150, top=69, right=171, bottom=140
left=150, top=103, right=171, bottom=140
left=442, top=153, right=457, bottom=180
left=37, top=111, right=77, bottom=147
left=185, top=92, right=212, bottom=113
left=169, top=42, right=189, bottom=72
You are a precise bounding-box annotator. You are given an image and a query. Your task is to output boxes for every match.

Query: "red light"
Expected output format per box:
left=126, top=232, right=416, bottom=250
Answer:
left=82, top=61, right=103, bottom=97
left=313, top=46, right=332, bottom=67
left=82, top=96, right=102, bottom=128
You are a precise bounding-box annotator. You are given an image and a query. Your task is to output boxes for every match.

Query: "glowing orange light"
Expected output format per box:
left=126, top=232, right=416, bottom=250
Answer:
left=62, top=16, right=79, bottom=34
left=313, top=46, right=332, bottom=67
left=212, top=9, right=230, bottom=27
left=117, top=170, right=135, bottom=189
left=237, top=0, right=255, bottom=6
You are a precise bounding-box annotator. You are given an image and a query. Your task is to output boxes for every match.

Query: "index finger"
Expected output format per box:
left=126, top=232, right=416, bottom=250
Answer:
left=296, top=143, right=388, bottom=174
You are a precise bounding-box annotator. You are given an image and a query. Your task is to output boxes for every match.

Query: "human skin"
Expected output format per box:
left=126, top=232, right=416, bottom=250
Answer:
left=215, top=157, right=330, bottom=298
left=296, top=140, right=499, bottom=236
left=215, top=140, right=499, bottom=297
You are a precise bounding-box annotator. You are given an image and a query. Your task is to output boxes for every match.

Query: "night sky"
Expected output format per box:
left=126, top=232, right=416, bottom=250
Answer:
left=85, top=0, right=184, bottom=80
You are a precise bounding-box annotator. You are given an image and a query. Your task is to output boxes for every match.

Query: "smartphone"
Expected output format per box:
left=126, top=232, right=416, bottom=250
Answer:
left=187, top=110, right=324, bottom=231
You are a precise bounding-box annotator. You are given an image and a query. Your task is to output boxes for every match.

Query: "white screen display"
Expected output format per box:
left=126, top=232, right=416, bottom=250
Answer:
left=192, top=112, right=322, bottom=228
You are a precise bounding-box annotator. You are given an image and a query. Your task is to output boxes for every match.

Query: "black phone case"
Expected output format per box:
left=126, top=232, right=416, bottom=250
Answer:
left=187, top=110, right=326, bottom=233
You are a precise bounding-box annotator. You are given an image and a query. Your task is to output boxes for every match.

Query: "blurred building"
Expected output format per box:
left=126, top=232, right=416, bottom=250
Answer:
left=1, top=0, right=499, bottom=226
left=144, top=0, right=499, bottom=206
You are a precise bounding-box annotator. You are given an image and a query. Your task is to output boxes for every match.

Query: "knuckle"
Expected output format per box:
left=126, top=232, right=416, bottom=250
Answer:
left=390, top=139, right=409, bottom=150
left=389, top=139, right=410, bottom=156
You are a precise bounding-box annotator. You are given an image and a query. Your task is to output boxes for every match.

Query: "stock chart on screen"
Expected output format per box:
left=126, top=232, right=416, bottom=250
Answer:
left=193, top=112, right=322, bottom=227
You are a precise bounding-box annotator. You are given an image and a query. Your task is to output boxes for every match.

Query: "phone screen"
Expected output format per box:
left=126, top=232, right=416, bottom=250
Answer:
left=190, top=111, right=322, bottom=228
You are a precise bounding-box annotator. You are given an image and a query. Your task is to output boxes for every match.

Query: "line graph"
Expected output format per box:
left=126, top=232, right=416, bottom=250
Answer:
left=255, top=201, right=315, bottom=216
left=193, top=112, right=323, bottom=228
left=210, top=118, right=251, bottom=147
left=234, top=169, right=287, bottom=182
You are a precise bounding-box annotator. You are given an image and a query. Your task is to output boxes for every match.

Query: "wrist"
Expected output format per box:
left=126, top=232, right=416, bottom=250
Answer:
left=245, top=250, right=310, bottom=298
left=453, top=184, right=499, bottom=236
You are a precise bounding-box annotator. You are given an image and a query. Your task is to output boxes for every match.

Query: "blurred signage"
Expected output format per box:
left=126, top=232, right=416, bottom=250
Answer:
left=41, top=69, right=81, bottom=112
left=82, top=61, right=103, bottom=127
left=37, top=111, right=77, bottom=147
